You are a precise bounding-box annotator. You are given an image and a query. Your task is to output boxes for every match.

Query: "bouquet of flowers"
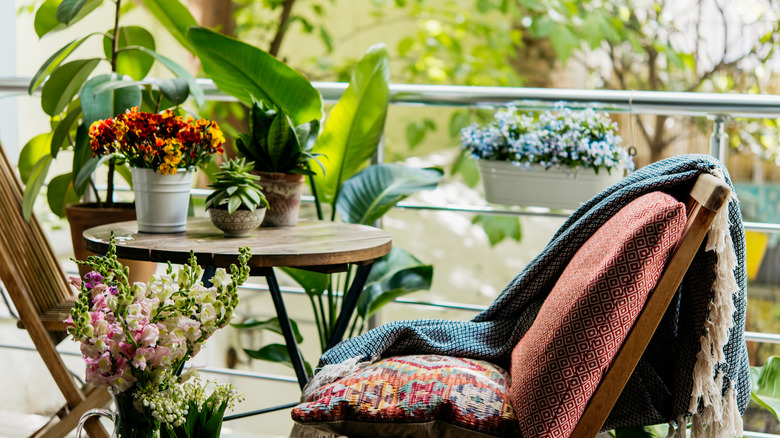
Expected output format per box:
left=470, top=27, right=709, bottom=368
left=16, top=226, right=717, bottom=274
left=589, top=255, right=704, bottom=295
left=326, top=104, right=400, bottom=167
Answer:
left=89, top=107, right=226, bottom=175
left=460, top=103, right=634, bottom=174
left=66, top=235, right=250, bottom=436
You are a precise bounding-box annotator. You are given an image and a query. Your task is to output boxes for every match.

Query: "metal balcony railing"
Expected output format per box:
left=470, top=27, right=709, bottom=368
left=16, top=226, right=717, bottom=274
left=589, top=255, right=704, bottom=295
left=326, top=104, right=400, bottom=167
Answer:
left=1, top=78, right=779, bottom=434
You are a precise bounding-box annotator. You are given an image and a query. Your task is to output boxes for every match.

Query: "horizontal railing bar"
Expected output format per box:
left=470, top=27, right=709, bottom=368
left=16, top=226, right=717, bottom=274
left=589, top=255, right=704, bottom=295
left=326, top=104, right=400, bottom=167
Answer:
left=744, top=222, right=780, bottom=234
left=744, top=432, right=780, bottom=438
left=745, top=332, right=780, bottom=344
left=0, top=340, right=299, bottom=383
left=4, top=77, right=780, bottom=118
left=127, top=188, right=780, bottom=226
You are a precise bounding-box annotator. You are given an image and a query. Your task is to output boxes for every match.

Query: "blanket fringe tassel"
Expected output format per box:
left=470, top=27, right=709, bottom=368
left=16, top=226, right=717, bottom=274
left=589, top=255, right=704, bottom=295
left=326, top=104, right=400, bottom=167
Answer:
left=683, top=169, right=743, bottom=438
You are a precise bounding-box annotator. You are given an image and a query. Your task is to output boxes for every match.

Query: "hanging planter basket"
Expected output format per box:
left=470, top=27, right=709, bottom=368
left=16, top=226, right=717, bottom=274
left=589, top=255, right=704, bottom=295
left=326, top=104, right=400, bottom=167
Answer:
left=478, top=160, right=625, bottom=210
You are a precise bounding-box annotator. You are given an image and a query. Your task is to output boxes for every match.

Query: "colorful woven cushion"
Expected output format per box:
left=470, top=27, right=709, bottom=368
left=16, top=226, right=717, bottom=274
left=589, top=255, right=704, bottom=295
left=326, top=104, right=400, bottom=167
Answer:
left=509, top=191, right=687, bottom=437
left=291, top=354, right=519, bottom=437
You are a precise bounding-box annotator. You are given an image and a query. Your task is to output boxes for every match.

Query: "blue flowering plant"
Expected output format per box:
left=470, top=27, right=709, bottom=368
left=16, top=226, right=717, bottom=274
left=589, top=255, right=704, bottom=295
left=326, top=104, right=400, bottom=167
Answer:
left=461, top=104, right=634, bottom=174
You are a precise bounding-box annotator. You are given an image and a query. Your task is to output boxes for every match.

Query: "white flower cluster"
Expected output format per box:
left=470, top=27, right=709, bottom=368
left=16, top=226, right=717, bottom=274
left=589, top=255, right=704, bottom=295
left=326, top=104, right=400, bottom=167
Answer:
left=140, top=371, right=244, bottom=427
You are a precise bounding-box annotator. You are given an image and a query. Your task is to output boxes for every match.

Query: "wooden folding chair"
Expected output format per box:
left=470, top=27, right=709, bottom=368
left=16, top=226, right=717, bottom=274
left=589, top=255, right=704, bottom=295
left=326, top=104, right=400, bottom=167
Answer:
left=292, top=171, right=736, bottom=438
left=0, top=142, right=110, bottom=438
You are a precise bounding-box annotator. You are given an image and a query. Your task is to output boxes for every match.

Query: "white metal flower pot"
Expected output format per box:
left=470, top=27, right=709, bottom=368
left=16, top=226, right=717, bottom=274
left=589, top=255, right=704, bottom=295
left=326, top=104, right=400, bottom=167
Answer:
left=478, top=160, right=625, bottom=210
left=131, top=167, right=193, bottom=233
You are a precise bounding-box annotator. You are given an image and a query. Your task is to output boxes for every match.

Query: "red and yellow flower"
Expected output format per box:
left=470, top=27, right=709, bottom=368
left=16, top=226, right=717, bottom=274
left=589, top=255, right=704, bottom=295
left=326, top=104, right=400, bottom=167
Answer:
left=88, top=107, right=225, bottom=175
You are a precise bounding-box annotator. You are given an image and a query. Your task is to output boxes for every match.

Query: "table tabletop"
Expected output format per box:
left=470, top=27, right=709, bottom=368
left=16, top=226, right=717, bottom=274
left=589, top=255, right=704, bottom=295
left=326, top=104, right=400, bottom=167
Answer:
left=83, top=218, right=393, bottom=272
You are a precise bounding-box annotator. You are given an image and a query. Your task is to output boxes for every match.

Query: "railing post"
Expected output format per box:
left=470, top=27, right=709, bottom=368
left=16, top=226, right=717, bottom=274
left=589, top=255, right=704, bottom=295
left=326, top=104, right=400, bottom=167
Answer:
left=710, top=116, right=729, bottom=163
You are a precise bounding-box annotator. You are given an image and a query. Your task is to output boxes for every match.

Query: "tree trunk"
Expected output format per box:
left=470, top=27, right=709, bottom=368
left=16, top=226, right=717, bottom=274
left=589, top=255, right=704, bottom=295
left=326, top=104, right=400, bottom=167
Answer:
left=189, top=0, right=235, bottom=36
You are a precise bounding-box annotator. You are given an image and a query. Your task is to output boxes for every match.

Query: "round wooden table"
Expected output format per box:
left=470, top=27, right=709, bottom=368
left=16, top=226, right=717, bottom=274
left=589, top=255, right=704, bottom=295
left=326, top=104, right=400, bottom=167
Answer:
left=83, top=218, right=392, bottom=272
left=83, top=218, right=392, bottom=390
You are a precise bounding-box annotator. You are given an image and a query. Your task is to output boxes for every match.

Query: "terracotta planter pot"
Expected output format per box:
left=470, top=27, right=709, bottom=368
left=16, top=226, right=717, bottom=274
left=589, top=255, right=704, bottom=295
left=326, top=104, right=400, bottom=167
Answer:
left=65, top=202, right=157, bottom=283
left=253, top=171, right=305, bottom=227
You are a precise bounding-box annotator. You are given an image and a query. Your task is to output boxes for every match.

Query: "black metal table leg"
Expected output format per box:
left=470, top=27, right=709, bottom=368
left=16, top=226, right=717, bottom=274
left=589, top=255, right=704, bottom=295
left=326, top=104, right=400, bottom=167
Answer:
left=264, top=270, right=309, bottom=389
left=325, top=263, right=374, bottom=351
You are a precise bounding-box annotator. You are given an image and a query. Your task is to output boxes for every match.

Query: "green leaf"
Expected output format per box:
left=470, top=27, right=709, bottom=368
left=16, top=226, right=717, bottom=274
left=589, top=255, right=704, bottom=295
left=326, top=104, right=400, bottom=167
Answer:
left=613, top=424, right=667, bottom=438
left=103, top=26, right=156, bottom=80
left=243, top=343, right=290, bottom=363
left=397, top=37, right=414, bottom=56
left=752, top=356, right=780, bottom=420
left=29, top=34, right=99, bottom=94
left=50, top=105, right=82, bottom=157
left=405, top=122, right=426, bottom=150
left=243, top=344, right=313, bottom=375
left=41, top=58, right=101, bottom=116
left=267, top=112, right=292, bottom=170
left=472, top=215, right=522, bottom=246
left=312, top=44, right=391, bottom=206
left=35, top=0, right=102, bottom=37
left=451, top=150, right=480, bottom=188
left=56, top=0, right=88, bottom=24
left=132, top=46, right=203, bottom=106
left=336, top=164, right=443, bottom=225
left=22, top=155, right=53, bottom=221
left=46, top=173, right=80, bottom=217
left=141, top=0, right=197, bottom=52
left=280, top=267, right=328, bottom=297
left=80, top=74, right=142, bottom=127
left=357, top=248, right=433, bottom=319
left=34, top=0, right=62, bottom=38
left=154, top=78, right=189, bottom=106
left=75, top=157, right=107, bottom=195
left=231, top=316, right=304, bottom=343
left=19, top=133, right=53, bottom=184
left=449, top=110, right=470, bottom=138
left=186, top=26, right=323, bottom=125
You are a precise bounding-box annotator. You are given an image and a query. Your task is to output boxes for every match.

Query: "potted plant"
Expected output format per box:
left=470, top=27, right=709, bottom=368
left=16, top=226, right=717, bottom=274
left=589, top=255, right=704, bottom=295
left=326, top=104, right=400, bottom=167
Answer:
left=460, top=103, right=635, bottom=209
left=205, top=157, right=270, bottom=237
left=88, top=107, right=225, bottom=233
left=21, top=0, right=202, bottom=276
left=68, top=236, right=250, bottom=437
left=234, top=101, right=322, bottom=227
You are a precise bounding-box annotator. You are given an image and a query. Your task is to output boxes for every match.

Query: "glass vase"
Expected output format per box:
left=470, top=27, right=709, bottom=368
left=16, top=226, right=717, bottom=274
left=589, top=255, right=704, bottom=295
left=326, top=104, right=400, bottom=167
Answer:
left=76, top=390, right=160, bottom=438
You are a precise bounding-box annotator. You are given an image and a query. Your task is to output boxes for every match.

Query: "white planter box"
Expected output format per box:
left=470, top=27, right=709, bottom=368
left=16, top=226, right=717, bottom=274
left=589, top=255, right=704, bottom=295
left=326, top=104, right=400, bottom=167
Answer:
left=478, top=160, right=625, bottom=210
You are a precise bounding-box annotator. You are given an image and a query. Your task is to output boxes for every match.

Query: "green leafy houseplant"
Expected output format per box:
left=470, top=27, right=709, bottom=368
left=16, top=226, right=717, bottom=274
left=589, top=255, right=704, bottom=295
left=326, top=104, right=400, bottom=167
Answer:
left=205, top=158, right=269, bottom=214
left=21, top=0, right=203, bottom=219
left=205, top=158, right=269, bottom=237
left=21, top=0, right=203, bottom=279
left=235, top=101, right=322, bottom=176
left=186, top=28, right=441, bottom=366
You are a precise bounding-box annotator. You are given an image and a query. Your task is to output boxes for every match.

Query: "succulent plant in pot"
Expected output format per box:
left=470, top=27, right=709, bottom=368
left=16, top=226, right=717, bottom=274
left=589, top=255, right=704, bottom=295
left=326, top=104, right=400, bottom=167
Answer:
left=205, top=158, right=269, bottom=237
left=234, top=100, right=323, bottom=227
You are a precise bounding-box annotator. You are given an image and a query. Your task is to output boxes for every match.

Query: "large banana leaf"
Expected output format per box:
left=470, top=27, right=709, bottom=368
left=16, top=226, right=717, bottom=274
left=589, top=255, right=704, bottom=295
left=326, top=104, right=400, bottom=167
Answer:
left=186, top=26, right=322, bottom=126
left=312, top=44, right=390, bottom=207
left=141, top=0, right=197, bottom=52
left=752, top=356, right=780, bottom=420
left=357, top=248, right=433, bottom=321
left=336, top=164, right=443, bottom=225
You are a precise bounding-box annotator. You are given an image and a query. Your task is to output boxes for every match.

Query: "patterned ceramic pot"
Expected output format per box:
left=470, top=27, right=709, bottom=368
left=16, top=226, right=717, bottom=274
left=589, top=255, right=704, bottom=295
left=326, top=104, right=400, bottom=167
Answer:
left=253, top=171, right=305, bottom=227
left=208, top=206, right=266, bottom=237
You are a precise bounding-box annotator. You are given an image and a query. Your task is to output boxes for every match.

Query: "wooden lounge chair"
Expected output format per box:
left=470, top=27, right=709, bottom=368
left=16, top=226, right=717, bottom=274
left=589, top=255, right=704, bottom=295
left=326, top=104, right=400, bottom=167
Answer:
left=0, top=143, right=110, bottom=438
left=292, top=168, right=743, bottom=437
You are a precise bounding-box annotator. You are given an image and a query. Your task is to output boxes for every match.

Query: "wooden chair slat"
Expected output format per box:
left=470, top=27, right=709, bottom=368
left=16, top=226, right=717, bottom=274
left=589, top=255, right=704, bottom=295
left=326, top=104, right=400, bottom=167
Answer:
left=0, top=143, right=108, bottom=438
